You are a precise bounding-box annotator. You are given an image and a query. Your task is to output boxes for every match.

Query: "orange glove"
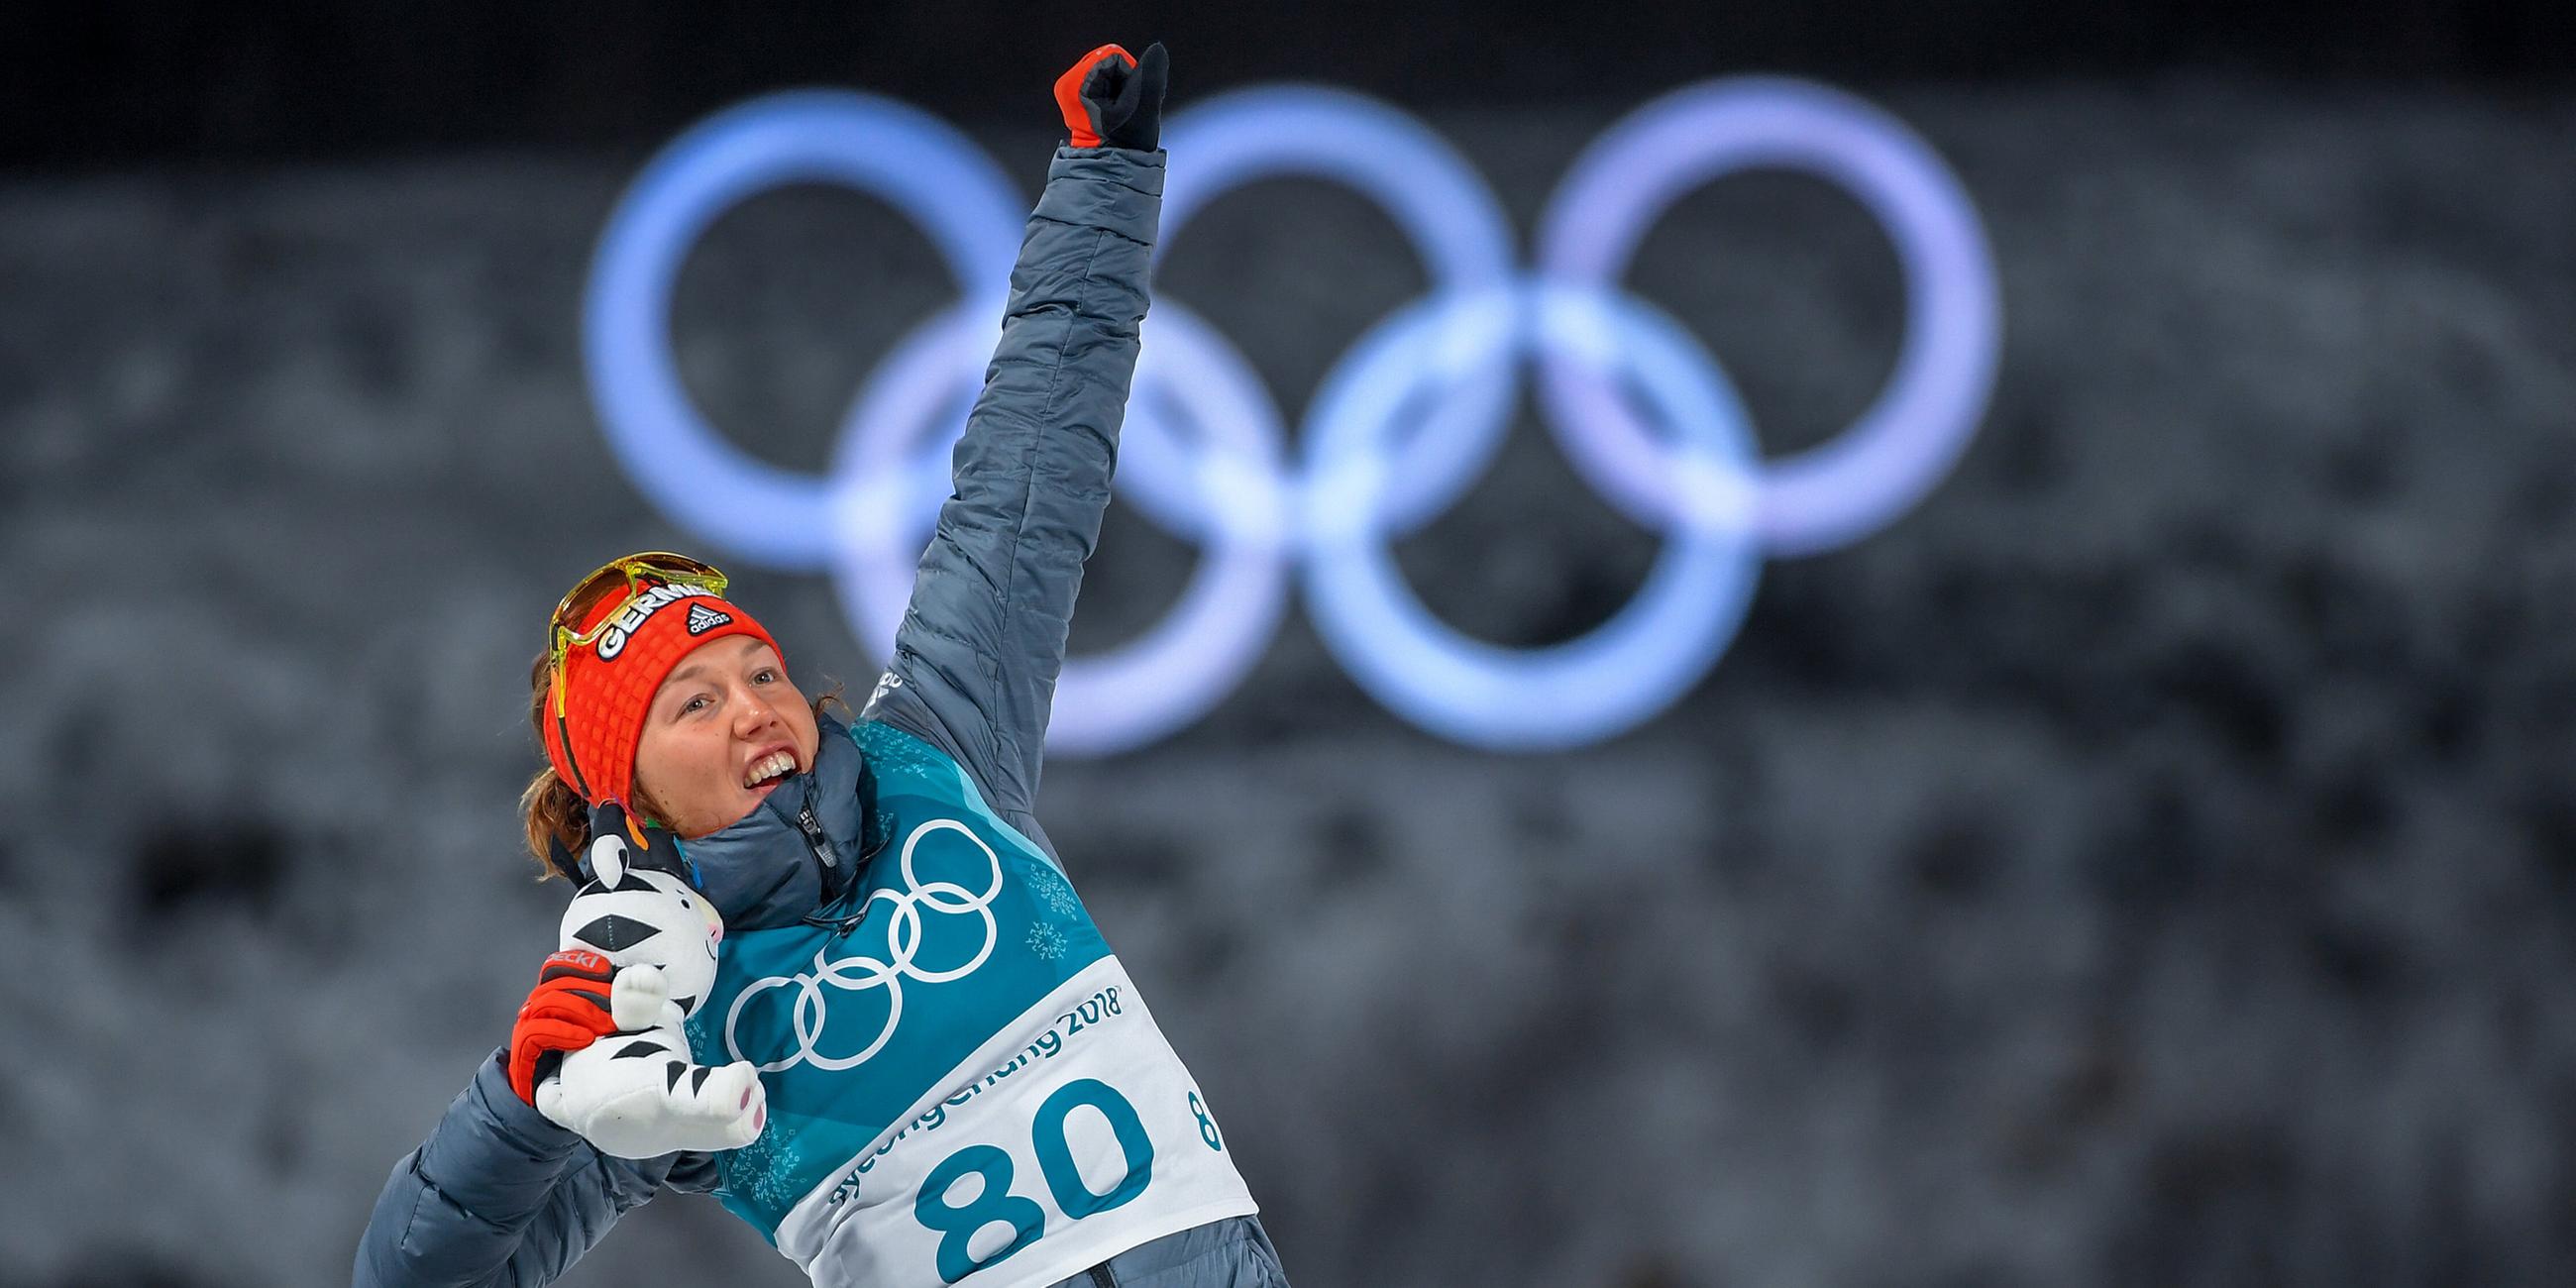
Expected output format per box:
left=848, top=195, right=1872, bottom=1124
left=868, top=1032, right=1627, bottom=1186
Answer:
left=1053, top=41, right=1168, bottom=152
left=505, top=948, right=623, bottom=1105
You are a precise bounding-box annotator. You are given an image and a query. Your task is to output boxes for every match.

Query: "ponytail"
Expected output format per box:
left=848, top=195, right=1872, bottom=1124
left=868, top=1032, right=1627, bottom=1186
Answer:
left=520, top=766, right=590, bottom=882
left=520, top=650, right=589, bottom=882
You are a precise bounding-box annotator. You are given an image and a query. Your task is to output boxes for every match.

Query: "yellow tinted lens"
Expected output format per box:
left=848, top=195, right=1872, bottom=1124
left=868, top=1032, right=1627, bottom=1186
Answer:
left=552, top=566, right=635, bottom=634
left=550, top=552, right=728, bottom=637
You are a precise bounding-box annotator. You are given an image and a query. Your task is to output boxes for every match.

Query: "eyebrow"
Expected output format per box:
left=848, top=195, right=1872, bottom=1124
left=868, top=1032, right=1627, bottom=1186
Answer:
left=655, top=637, right=774, bottom=703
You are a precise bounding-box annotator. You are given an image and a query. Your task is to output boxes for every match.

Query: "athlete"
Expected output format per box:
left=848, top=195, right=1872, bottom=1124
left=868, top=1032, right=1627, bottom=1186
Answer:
left=354, top=42, right=1288, bottom=1288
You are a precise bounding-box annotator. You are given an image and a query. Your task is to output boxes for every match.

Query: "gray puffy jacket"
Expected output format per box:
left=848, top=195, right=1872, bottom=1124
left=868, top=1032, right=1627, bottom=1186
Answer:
left=353, top=145, right=1278, bottom=1288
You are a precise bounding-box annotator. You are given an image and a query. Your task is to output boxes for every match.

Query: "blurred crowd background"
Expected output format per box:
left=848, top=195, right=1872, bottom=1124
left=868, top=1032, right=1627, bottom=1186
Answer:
left=4, top=3, right=2573, bottom=1285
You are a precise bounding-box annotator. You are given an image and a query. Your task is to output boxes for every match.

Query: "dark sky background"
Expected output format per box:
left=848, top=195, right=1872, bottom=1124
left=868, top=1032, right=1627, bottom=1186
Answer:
left=6, top=0, right=2574, bottom=167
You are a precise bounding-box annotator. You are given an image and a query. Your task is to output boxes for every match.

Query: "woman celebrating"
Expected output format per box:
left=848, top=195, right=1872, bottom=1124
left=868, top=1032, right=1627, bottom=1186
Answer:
left=356, top=42, right=1286, bottom=1288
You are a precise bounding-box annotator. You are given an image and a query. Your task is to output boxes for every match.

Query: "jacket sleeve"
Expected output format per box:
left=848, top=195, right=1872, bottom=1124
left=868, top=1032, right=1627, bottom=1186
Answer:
left=864, top=145, right=1164, bottom=824
left=352, top=1050, right=697, bottom=1288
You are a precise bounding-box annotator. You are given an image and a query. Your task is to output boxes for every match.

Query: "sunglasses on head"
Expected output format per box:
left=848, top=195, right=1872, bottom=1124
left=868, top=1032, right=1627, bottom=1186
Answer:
left=549, top=551, right=729, bottom=675
left=543, top=551, right=730, bottom=798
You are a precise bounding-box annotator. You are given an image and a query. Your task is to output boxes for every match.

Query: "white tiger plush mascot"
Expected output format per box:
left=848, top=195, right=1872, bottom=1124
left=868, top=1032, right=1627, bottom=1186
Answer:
left=534, top=828, right=767, bottom=1159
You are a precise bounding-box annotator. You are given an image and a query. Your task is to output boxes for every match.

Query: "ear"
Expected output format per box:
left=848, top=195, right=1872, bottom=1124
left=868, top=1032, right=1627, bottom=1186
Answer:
left=587, top=831, right=629, bottom=887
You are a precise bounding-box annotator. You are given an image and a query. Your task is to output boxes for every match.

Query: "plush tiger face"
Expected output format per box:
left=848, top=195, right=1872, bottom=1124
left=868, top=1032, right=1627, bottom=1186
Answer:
left=556, top=865, right=723, bottom=1019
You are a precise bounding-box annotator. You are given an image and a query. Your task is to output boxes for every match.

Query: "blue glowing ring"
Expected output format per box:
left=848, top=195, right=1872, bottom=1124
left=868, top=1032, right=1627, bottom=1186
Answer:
left=829, top=300, right=1295, bottom=756
left=1133, top=87, right=1523, bottom=540
left=1535, top=77, right=2001, bottom=556
left=584, top=91, right=1025, bottom=569
left=1108, top=302, right=1294, bottom=547
left=1300, top=282, right=1764, bottom=750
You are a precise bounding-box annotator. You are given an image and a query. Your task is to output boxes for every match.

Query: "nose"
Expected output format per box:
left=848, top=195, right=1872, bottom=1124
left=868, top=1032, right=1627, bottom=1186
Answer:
left=732, top=682, right=784, bottom=735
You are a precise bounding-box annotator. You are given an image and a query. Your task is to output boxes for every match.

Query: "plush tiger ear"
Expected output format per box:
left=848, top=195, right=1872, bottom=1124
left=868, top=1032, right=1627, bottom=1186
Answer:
left=587, top=830, right=629, bottom=888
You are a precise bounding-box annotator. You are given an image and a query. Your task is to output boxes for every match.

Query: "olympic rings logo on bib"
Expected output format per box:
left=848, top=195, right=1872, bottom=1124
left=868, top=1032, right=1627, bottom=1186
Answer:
left=723, top=819, right=1003, bottom=1073
left=584, top=77, right=2001, bottom=754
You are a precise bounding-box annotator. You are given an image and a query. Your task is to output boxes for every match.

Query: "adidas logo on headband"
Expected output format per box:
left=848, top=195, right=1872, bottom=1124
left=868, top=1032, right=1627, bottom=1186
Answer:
left=686, top=603, right=732, bottom=636
left=594, top=583, right=721, bottom=661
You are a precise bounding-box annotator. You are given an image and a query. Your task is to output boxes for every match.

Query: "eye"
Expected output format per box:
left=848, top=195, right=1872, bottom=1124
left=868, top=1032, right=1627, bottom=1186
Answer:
left=753, top=668, right=780, bottom=685
left=681, top=694, right=711, bottom=716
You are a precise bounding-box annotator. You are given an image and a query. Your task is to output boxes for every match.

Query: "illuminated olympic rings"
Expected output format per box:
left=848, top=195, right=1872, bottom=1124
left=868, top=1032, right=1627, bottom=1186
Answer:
left=583, top=77, right=2000, bottom=753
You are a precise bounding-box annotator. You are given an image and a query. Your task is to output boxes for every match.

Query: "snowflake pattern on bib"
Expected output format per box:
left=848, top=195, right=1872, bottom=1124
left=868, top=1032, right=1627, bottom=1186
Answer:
left=1026, top=864, right=1082, bottom=919
left=1025, top=922, right=1069, bottom=961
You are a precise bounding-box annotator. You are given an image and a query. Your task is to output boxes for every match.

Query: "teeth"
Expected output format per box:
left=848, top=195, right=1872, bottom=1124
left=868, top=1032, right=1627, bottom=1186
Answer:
left=742, top=751, right=795, bottom=789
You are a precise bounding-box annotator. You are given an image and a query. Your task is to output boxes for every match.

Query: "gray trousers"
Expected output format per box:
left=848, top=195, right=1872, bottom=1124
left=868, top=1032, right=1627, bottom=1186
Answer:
left=1046, top=1217, right=1289, bottom=1288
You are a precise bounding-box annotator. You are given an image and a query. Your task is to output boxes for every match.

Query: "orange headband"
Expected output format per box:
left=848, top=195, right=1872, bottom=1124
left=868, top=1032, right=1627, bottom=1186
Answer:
left=544, top=580, right=780, bottom=808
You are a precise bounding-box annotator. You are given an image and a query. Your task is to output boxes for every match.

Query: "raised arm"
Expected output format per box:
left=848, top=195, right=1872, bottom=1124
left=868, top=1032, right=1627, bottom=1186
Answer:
left=867, top=43, right=1167, bottom=819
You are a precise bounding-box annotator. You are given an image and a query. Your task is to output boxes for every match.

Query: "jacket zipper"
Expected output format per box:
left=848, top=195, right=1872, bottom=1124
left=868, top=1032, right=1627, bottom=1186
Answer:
left=794, top=801, right=834, bottom=881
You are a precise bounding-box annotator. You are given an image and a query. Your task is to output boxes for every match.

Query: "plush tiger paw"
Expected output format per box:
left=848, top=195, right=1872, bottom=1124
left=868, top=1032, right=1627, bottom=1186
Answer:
left=536, top=1011, right=768, bottom=1158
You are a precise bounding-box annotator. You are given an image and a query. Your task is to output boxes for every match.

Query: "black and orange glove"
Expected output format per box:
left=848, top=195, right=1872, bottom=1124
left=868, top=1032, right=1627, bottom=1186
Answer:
left=1054, top=41, right=1168, bottom=152
left=505, top=948, right=623, bottom=1105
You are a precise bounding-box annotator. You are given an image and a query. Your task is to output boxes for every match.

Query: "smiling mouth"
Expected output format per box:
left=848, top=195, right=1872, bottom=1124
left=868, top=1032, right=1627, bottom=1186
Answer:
left=742, top=750, right=798, bottom=790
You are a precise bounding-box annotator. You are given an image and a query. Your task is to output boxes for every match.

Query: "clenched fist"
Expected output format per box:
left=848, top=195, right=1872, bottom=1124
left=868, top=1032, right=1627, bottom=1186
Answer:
left=1055, top=42, right=1168, bottom=152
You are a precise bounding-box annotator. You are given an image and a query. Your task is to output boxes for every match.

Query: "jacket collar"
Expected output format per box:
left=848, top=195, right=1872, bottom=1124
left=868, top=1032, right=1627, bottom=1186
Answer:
left=675, top=714, right=870, bottom=930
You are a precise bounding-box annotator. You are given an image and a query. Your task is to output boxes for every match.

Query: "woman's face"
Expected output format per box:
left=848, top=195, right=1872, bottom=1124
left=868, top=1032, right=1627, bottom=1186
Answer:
left=630, top=635, right=821, bottom=839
